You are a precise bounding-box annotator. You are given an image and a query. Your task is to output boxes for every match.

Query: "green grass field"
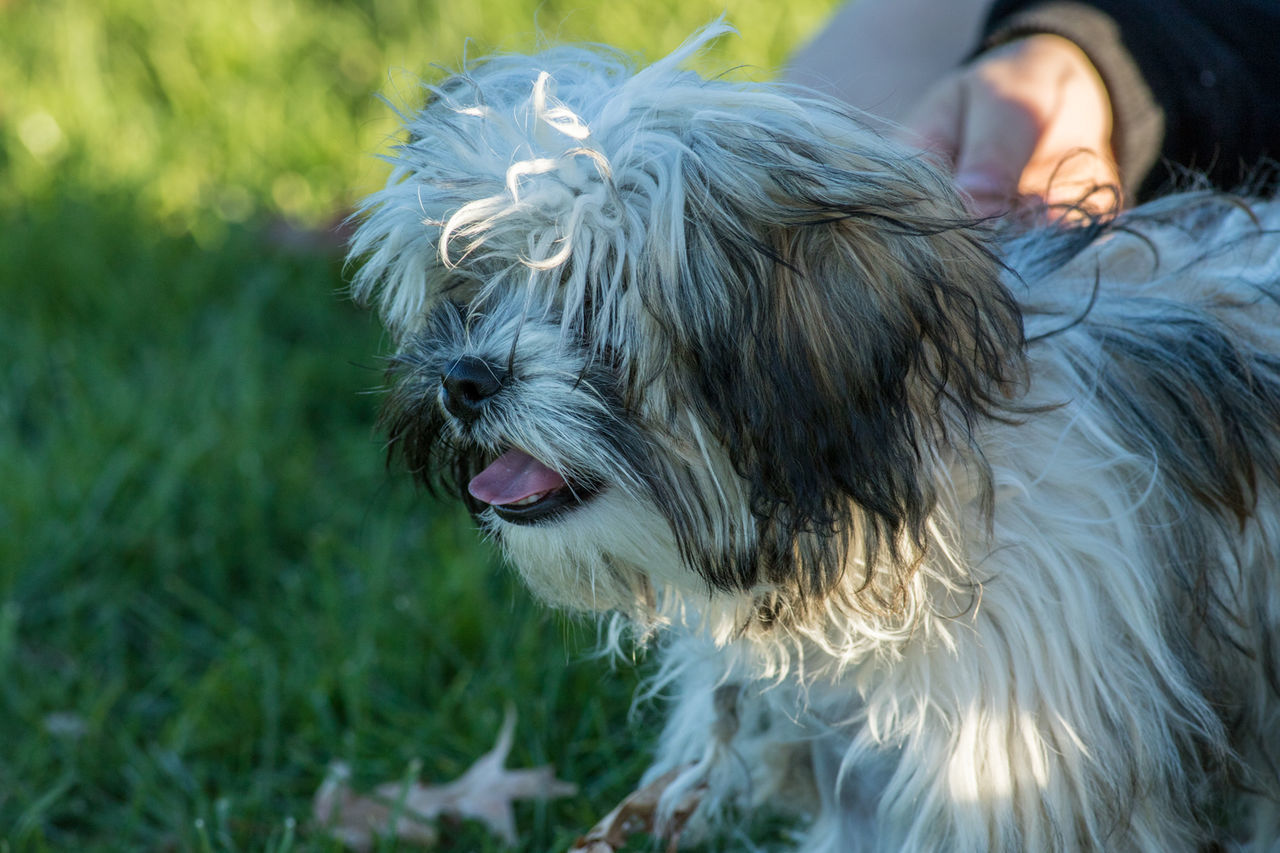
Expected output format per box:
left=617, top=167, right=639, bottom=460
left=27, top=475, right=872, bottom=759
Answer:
left=0, top=0, right=837, bottom=850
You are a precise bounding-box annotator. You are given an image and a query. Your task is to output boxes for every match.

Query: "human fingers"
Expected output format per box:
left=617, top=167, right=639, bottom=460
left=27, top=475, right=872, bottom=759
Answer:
left=976, top=35, right=1117, bottom=218
left=903, top=71, right=1041, bottom=218
left=1029, top=147, right=1122, bottom=221
left=902, top=35, right=1119, bottom=220
left=899, top=75, right=965, bottom=165
left=950, top=77, right=1043, bottom=217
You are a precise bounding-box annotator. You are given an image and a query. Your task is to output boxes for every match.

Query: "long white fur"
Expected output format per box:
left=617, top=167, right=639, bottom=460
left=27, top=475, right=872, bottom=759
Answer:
left=351, top=25, right=1280, bottom=852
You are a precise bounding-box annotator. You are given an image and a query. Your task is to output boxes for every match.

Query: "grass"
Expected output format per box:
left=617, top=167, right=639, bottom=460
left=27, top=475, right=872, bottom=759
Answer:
left=0, top=0, right=836, bottom=849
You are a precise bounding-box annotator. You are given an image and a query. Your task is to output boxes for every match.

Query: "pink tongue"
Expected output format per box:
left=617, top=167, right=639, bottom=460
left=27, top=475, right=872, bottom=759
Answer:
left=468, top=449, right=568, bottom=506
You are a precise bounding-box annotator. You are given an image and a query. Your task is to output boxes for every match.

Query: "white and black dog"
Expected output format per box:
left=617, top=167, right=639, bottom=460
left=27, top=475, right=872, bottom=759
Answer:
left=349, top=25, right=1280, bottom=851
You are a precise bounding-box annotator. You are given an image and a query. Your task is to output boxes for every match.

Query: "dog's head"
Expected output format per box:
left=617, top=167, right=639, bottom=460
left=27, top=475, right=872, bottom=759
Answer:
left=349, top=25, right=1024, bottom=625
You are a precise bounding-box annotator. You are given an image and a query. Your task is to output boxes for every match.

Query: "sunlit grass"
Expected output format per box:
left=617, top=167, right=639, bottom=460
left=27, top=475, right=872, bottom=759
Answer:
left=1, top=0, right=835, bottom=237
left=0, top=1, right=837, bottom=849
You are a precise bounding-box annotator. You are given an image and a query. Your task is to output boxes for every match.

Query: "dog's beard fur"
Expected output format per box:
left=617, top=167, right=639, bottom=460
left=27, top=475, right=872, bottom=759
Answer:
left=350, top=24, right=1280, bottom=852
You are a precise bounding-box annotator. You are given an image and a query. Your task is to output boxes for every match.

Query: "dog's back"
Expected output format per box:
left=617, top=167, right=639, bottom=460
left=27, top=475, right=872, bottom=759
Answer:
left=990, top=198, right=1280, bottom=847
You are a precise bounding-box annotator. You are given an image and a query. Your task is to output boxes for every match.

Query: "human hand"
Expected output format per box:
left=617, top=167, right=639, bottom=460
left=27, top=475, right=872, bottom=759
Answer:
left=902, top=33, right=1121, bottom=219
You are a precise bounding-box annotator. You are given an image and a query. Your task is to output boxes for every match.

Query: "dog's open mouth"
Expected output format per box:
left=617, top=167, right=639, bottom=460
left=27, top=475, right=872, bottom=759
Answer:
left=467, top=448, right=599, bottom=524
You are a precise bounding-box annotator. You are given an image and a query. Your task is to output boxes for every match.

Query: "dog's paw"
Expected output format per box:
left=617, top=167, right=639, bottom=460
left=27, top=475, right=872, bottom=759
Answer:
left=570, top=764, right=705, bottom=853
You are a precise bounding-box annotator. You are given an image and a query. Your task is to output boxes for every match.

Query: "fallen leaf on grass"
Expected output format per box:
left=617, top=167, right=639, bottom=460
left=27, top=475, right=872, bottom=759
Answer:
left=569, top=764, right=704, bottom=853
left=313, top=709, right=577, bottom=850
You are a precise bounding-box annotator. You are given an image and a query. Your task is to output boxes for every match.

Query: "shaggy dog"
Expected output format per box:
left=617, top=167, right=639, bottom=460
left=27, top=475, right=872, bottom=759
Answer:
left=348, top=25, right=1280, bottom=851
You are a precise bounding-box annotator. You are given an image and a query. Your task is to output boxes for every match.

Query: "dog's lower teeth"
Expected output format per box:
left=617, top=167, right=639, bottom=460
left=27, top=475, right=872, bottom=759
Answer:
left=505, top=492, right=547, bottom=507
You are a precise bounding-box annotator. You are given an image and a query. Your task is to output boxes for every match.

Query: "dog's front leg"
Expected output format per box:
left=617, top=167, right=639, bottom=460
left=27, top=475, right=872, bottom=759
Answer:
left=644, top=654, right=845, bottom=849
left=569, top=679, right=739, bottom=852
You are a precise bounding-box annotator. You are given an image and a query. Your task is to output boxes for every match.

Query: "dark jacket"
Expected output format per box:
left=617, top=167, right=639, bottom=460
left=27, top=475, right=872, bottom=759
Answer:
left=983, top=0, right=1280, bottom=198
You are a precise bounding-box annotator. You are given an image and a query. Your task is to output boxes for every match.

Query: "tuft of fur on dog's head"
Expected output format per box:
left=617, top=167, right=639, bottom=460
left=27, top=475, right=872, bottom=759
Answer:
left=349, top=24, right=1025, bottom=625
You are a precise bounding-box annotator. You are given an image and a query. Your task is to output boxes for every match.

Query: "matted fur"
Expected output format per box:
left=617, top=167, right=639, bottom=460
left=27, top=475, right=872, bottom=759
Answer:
left=350, top=25, right=1280, bottom=852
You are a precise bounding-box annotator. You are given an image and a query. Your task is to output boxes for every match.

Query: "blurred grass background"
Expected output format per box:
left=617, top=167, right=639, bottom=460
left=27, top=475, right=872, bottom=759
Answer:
left=0, top=0, right=837, bottom=849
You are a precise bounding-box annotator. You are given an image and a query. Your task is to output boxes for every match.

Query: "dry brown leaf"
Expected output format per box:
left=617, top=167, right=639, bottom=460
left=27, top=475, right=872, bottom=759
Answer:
left=569, top=764, right=705, bottom=853
left=312, top=761, right=440, bottom=849
left=313, top=709, right=577, bottom=850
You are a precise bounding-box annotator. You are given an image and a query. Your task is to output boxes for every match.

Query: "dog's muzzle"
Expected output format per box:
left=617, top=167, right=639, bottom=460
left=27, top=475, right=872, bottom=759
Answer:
left=440, top=356, right=602, bottom=525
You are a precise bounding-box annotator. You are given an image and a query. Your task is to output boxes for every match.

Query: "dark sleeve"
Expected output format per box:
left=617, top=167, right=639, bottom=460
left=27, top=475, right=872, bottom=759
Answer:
left=981, top=0, right=1280, bottom=199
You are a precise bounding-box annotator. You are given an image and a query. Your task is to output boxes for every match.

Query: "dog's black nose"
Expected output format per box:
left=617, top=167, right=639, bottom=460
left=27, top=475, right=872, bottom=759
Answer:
left=441, top=356, right=507, bottom=422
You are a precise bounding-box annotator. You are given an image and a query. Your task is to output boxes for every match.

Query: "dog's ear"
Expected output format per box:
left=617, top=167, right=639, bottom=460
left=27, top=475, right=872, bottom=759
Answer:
left=638, top=108, right=1025, bottom=603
